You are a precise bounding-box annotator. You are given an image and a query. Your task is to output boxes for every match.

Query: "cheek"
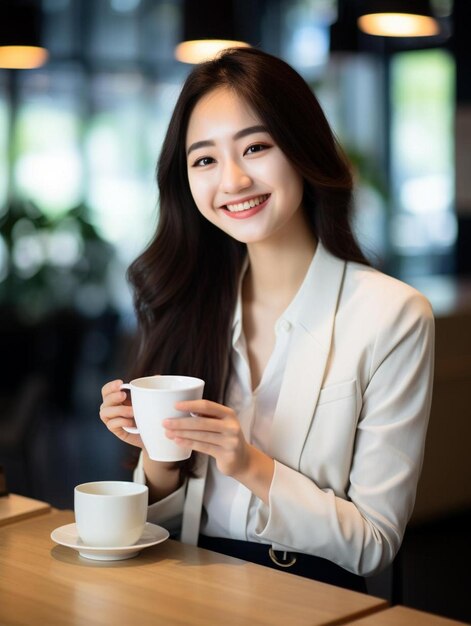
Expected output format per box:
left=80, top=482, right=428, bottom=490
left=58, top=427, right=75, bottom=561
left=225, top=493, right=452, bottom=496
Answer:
left=187, top=175, right=217, bottom=222
left=291, top=176, right=304, bottom=207
left=277, top=163, right=304, bottom=205
left=187, top=174, right=205, bottom=207
left=187, top=171, right=197, bottom=199
left=264, top=151, right=302, bottom=189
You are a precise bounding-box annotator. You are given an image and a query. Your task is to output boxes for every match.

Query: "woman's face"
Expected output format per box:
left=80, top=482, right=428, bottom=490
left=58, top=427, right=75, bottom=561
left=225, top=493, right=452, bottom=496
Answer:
left=185, top=87, right=305, bottom=246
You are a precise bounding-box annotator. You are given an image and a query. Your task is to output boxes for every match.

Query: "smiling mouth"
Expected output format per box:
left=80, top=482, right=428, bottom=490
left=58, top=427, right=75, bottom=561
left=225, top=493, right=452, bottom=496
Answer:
left=224, top=194, right=270, bottom=213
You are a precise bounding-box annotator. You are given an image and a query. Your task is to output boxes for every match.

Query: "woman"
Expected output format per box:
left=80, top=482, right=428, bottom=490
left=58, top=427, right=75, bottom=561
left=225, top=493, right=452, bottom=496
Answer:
left=100, top=47, right=434, bottom=591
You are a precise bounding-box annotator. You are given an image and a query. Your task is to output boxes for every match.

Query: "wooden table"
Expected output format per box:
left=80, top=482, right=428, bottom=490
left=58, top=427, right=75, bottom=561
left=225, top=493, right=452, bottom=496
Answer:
left=0, top=493, right=50, bottom=527
left=346, top=605, right=468, bottom=625
left=0, top=510, right=388, bottom=626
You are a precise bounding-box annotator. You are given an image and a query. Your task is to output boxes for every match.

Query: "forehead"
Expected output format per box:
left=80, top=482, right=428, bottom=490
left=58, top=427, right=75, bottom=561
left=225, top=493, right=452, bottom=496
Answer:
left=186, top=87, right=261, bottom=144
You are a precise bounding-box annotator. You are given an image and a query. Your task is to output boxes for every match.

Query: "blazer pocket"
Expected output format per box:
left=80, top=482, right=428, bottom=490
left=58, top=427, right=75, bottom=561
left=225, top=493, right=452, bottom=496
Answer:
left=316, top=379, right=357, bottom=406
left=300, top=378, right=359, bottom=495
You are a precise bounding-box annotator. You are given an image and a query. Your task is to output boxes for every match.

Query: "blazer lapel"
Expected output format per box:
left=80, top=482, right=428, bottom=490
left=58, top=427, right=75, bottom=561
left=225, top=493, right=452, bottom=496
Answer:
left=268, top=243, right=346, bottom=469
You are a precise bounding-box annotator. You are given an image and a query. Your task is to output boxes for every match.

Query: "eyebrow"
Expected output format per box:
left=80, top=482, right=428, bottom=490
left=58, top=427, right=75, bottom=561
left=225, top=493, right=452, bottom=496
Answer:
left=186, top=124, right=269, bottom=156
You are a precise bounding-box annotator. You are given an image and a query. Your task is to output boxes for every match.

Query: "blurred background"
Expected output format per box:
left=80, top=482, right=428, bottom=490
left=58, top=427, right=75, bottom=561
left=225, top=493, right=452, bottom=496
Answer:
left=0, top=0, right=470, bottom=621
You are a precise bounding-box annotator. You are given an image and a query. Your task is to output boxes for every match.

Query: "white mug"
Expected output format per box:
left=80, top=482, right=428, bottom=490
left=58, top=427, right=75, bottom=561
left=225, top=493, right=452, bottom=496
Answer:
left=121, top=375, right=205, bottom=462
left=74, top=481, right=148, bottom=547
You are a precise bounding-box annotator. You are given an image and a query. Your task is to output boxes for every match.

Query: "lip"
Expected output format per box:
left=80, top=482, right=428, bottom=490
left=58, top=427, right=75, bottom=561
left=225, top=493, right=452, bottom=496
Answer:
left=220, top=194, right=270, bottom=220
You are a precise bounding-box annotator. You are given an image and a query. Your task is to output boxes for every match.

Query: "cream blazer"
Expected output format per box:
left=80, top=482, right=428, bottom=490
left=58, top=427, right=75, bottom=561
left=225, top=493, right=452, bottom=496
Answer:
left=134, top=242, right=435, bottom=576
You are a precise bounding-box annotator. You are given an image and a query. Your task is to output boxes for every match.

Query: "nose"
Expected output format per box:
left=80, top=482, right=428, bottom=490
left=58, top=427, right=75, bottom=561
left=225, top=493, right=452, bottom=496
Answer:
left=220, top=158, right=252, bottom=195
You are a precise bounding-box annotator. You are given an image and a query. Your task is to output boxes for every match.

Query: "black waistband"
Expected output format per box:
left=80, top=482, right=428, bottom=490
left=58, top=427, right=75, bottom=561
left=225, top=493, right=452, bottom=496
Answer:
left=198, top=534, right=367, bottom=593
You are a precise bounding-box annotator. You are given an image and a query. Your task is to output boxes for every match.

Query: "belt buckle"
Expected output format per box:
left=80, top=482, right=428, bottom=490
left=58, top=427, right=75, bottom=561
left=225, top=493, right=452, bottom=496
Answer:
left=268, top=547, right=297, bottom=568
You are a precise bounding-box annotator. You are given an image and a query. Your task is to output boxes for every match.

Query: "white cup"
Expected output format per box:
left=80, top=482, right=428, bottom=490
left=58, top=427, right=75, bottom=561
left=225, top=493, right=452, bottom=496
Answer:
left=74, top=481, right=148, bottom=547
left=121, top=375, right=205, bottom=462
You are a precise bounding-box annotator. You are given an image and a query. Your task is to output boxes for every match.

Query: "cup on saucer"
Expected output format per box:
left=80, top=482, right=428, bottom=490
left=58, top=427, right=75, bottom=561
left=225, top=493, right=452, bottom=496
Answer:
left=74, top=481, right=148, bottom=548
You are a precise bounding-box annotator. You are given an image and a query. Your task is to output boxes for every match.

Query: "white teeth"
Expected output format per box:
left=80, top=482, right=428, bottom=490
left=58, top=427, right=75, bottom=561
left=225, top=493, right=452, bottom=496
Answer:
left=225, top=194, right=269, bottom=212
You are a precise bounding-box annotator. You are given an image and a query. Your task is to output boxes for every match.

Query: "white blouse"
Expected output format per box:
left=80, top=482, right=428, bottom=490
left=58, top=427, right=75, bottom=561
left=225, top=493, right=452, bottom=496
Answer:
left=200, top=253, right=317, bottom=541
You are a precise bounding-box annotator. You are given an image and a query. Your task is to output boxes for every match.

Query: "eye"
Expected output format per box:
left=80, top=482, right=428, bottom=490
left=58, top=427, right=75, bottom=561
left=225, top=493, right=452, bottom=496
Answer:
left=244, top=143, right=270, bottom=156
left=191, top=156, right=215, bottom=167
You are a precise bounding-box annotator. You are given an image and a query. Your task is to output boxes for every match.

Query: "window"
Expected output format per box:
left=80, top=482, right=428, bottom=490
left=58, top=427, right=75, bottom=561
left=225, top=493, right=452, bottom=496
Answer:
left=391, top=48, right=456, bottom=276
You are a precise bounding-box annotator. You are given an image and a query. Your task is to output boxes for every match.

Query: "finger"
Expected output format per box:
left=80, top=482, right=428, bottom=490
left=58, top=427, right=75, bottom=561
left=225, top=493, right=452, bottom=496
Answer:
left=100, top=412, right=143, bottom=448
left=166, top=429, right=224, bottom=446
left=163, top=415, right=231, bottom=432
left=101, top=390, right=128, bottom=408
left=171, top=437, right=219, bottom=457
left=174, top=400, right=230, bottom=418
left=101, top=379, right=124, bottom=400
left=99, top=404, right=134, bottom=423
left=104, top=416, right=136, bottom=432
left=117, top=431, right=141, bottom=446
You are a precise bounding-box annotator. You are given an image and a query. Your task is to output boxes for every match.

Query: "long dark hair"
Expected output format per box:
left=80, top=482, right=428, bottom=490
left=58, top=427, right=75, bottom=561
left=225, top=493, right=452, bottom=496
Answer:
left=128, top=46, right=368, bottom=405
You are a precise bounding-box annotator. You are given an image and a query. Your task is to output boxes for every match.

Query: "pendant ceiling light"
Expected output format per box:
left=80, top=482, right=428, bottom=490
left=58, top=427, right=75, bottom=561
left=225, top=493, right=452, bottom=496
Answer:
left=0, top=0, right=48, bottom=70
left=175, top=0, right=250, bottom=64
left=357, top=0, right=440, bottom=37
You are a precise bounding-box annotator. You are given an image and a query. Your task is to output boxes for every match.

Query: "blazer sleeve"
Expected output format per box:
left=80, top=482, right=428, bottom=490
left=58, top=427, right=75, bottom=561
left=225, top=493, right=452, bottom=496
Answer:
left=253, top=291, right=435, bottom=576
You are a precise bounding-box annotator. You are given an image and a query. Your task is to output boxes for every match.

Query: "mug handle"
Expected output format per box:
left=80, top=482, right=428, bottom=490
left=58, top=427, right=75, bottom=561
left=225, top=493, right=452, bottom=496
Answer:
left=120, top=383, right=140, bottom=434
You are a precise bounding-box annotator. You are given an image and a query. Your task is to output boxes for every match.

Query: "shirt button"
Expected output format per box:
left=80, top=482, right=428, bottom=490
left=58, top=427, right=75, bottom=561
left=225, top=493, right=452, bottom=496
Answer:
left=280, top=319, right=292, bottom=332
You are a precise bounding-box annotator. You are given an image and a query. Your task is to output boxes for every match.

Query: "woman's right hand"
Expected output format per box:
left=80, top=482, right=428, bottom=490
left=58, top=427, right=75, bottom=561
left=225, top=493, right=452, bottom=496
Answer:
left=100, top=379, right=144, bottom=449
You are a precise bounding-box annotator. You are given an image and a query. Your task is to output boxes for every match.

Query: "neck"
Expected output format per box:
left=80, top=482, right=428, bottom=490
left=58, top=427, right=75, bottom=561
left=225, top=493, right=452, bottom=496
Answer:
left=244, top=216, right=317, bottom=308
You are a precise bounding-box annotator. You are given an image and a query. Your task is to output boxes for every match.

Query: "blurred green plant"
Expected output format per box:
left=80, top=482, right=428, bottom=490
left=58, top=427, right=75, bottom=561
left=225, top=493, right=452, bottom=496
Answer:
left=0, top=200, right=114, bottom=323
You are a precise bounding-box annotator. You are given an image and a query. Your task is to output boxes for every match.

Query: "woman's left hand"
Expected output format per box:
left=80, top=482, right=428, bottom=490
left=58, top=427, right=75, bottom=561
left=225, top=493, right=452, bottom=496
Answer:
left=163, top=400, right=250, bottom=478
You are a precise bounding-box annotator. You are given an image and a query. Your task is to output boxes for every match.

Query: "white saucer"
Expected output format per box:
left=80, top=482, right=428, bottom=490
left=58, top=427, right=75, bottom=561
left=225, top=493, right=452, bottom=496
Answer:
left=50, top=522, right=169, bottom=561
